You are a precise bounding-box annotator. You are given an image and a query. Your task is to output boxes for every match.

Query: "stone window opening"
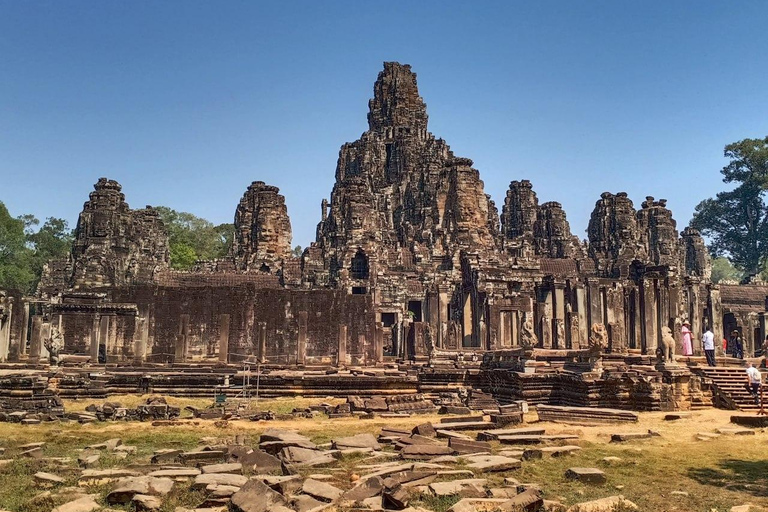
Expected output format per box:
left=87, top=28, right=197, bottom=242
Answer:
left=350, top=250, right=369, bottom=279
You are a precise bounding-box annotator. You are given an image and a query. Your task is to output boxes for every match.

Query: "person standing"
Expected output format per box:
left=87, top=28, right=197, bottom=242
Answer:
left=703, top=328, right=716, bottom=367
left=745, top=362, right=762, bottom=405
left=681, top=321, right=693, bottom=356
left=729, top=330, right=744, bottom=359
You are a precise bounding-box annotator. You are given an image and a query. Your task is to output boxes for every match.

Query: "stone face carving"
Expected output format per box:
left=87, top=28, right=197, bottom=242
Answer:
left=637, top=196, right=680, bottom=268
left=589, top=323, right=608, bottom=350
left=502, top=180, right=538, bottom=243
left=534, top=202, right=584, bottom=259
left=681, top=227, right=711, bottom=279
left=587, top=192, right=640, bottom=278
left=232, top=181, right=292, bottom=273
left=69, top=178, right=169, bottom=288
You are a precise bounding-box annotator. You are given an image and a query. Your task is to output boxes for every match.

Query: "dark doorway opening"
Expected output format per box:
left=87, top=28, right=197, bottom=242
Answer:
left=407, top=301, right=422, bottom=322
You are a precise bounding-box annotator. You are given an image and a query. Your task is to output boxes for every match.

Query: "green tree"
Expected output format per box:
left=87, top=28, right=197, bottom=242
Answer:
left=292, top=245, right=303, bottom=258
left=27, top=217, right=73, bottom=280
left=690, top=137, right=768, bottom=277
left=155, top=206, right=233, bottom=269
left=710, top=257, right=743, bottom=284
left=0, top=202, right=35, bottom=291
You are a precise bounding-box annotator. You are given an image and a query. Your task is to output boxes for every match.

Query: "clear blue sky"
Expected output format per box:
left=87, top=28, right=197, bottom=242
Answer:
left=1, top=2, right=766, bottom=248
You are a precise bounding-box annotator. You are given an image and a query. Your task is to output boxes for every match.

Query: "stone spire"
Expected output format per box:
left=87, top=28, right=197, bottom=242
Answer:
left=501, top=180, right=538, bottom=242
left=587, top=192, right=639, bottom=278
left=232, top=181, right=292, bottom=272
left=367, top=62, right=428, bottom=136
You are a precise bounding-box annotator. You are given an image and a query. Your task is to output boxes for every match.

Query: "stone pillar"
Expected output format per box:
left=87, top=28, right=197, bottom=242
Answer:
left=40, top=321, right=51, bottom=361
left=134, top=316, right=147, bottom=364
left=218, top=314, right=230, bottom=364
left=297, top=311, right=307, bottom=365
left=90, top=316, right=100, bottom=363
left=690, top=284, right=702, bottom=355
left=374, top=322, right=384, bottom=362
left=710, top=286, right=723, bottom=355
left=19, top=302, right=30, bottom=357
left=642, top=280, right=658, bottom=355
left=175, top=314, right=189, bottom=363
left=0, top=303, right=11, bottom=362
left=358, top=334, right=366, bottom=364
left=576, top=287, right=588, bottom=348
left=462, top=292, right=473, bottom=347
left=553, top=286, right=565, bottom=348
left=29, top=316, right=42, bottom=362
left=587, top=280, right=602, bottom=329
left=438, top=287, right=449, bottom=347
left=338, top=324, right=347, bottom=366
left=258, top=322, right=267, bottom=363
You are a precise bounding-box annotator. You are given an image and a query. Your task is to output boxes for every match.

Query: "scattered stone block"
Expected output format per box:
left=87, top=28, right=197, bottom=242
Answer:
left=34, top=472, right=65, bottom=485
left=280, top=446, right=336, bottom=466
left=133, top=494, right=162, bottom=511
left=342, top=476, right=384, bottom=503
left=565, top=495, right=638, bottom=511
left=610, top=432, right=652, bottom=442
left=231, top=478, right=288, bottom=512
left=664, top=412, right=691, bottom=421
left=464, top=455, right=521, bottom=472
left=382, top=483, right=409, bottom=509
left=429, top=479, right=487, bottom=497
left=332, top=433, right=381, bottom=451
left=302, top=478, right=343, bottom=502
left=147, top=468, right=201, bottom=478
left=400, top=444, right=453, bottom=460
left=292, top=494, right=329, bottom=512
left=106, top=476, right=174, bottom=505
left=51, top=495, right=101, bottom=512
left=412, top=423, right=436, bottom=437
left=564, top=468, right=606, bottom=485
left=201, top=463, right=242, bottom=474
left=716, top=427, right=755, bottom=436
left=191, top=473, right=248, bottom=490
left=503, top=488, right=543, bottom=511
left=448, top=437, right=492, bottom=454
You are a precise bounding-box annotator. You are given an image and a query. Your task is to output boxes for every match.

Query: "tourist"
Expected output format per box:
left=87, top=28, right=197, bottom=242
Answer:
left=702, top=328, right=716, bottom=367
left=730, top=330, right=744, bottom=359
left=681, top=320, right=693, bottom=356
left=745, top=362, right=762, bottom=405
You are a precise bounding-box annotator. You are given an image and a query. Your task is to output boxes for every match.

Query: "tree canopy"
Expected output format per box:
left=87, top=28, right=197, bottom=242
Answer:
left=154, top=206, right=233, bottom=269
left=0, top=202, right=72, bottom=293
left=690, top=136, right=768, bottom=277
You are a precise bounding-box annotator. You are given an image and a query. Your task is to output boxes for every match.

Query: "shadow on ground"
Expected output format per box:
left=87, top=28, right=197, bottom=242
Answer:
left=688, top=458, right=768, bottom=497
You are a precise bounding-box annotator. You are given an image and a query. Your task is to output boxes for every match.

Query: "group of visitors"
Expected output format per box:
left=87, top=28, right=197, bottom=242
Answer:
left=683, top=321, right=764, bottom=407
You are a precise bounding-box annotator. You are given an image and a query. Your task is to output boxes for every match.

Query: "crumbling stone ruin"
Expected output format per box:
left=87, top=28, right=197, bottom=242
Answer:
left=1, top=62, right=767, bottom=411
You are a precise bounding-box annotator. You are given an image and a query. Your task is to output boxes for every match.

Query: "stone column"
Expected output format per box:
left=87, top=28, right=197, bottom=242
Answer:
left=553, top=285, right=565, bottom=349
left=358, top=334, right=366, bottom=364
left=90, top=316, right=100, bottom=363
left=642, top=280, right=658, bottom=355
left=576, top=287, right=588, bottom=348
left=438, top=287, right=450, bottom=347
left=462, top=292, right=473, bottom=347
left=0, top=303, right=11, bottom=362
left=218, top=314, right=230, bottom=364
left=297, top=311, right=307, bottom=365
left=587, top=280, right=602, bottom=329
left=40, top=321, right=51, bottom=361
left=337, top=324, right=347, bottom=366
left=374, top=322, right=384, bottom=362
left=29, top=316, right=42, bottom=362
left=134, top=316, right=147, bottom=364
left=258, top=322, right=267, bottom=363
left=710, top=286, right=723, bottom=355
left=175, top=314, right=189, bottom=363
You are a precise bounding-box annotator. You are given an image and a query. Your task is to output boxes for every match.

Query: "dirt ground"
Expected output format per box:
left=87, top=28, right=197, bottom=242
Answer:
left=0, top=396, right=766, bottom=512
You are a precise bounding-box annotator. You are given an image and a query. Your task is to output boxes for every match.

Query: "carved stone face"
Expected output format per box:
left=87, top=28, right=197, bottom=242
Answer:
left=257, top=218, right=276, bottom=244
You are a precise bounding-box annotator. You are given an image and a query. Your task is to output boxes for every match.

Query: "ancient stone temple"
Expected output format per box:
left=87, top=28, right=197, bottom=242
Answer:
left=2, top=62, right=767, bottom=410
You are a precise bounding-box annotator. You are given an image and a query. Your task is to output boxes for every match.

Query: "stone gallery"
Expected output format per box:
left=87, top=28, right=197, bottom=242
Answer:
left=1, top=62, right=766, bottom=410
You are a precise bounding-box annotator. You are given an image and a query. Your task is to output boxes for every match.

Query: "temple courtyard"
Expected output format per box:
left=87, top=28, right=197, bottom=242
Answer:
left=0, top=396, right=765, bottom=512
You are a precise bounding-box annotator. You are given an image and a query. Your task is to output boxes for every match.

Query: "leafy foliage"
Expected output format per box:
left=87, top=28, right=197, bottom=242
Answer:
left=710, top=257, right=743, bottom=284
left=154, top=206, right=233, bottom=269
left=690, top=137, right=768, bottom=276
left=0, top=202, right=36, bottom=292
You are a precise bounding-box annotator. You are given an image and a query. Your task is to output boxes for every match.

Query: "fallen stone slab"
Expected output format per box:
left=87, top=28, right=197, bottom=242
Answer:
left=412, top=423, right=437, bottom=437
left=179, top=450, right=226, bottom=464
left=201, top=463, right=243, bottom=474
left=429, top=479, right=487, bottom=497
left=610, top=432, right=653, bottom=442
left=150, top=449, right=182, bottom=464
left=20, top=447, right=43, bottom=458
left=77, top=453, right=100, bottom=468
left=664, top=412, right=692, bottom=421
left=400, top=444, right=453, bottom=460
left=448, top=438, right=492, bottom=455
left=477, top=428, right=546, bottom=442
left=566, top=495, right=638, bottom=511
left=441, top=415, right=485, bottom=424
left=600, top=456, right=623, bottom=465
left=432, top=421, right=492, bottom=432
left=280, top=446, right=336, bottom=466
left=51, top=495, right=101, bottom=512
left=537, top=405, right=638, bottom=425
left=133, top=493, right=162, bottom=511
left=191, top=473, right=248, bottom=489
left=464, top=455, right=521, bottom=472
left=342, top=476, right=384, bottom=503
left=447, top=498, right=509, bottom=512
left=497, top=434, right=579, bottom=445
left=302, top=478, right=343, bottom=502
left=79, top=468, right=141, bottom=484
left=207, top=483, right=241, bottom=497
left=716, top=427, right=756, bottom=435
left=382, top=483, right=409, bottom=509
left=34, top=472, right=65, bottom=485
left=503, top=488, right=543, bottom=511
left=523, top=445, right=581, bottom=460
left=231, top=478, right=288, bottom=512
left=292, top=494, right=330, bottom=512
left=147, top=468, right=201, bottom=478
left=435, top=429, right=474, bottom=441
left=262, top=474, right=303, bottom=495
left=332, top=433, right=381, bottom=451
left=229, top=447, right=282, bottom=473
left=106, top=476, right=174, bottom=505
left=382, top=470, right=438, bottom=488
left=564, top=468, right=606, bottom=484
left=730, top=415, right=768, bottom=428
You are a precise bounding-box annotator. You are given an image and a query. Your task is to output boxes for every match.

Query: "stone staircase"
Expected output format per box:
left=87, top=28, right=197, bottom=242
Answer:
left=693, top=366, right=763, bottom=411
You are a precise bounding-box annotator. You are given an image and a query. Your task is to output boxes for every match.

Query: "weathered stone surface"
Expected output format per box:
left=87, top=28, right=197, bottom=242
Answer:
left=332, top=434, right=381, bottom=451
left=464, top=455, right=521, bottom=472
left=133, top=494, right=163, bottom=511
left=191, top=473, right=248, bottom=490
left=400, top=444, right=453, bottom=460
left=429, top=479, right=487, bottom=497
left=292, top=495, right=329, bottom=512
left=566, top=495, right=638, bottom=512
left=448, top=438, right=492, bottom=454
left=610, top=432, right=652, bottom=442
left=301, top=478, right=343, bottom=502
left=342, top=476, right=384, bottom=502
left=106, top=476, right=174, bottom=504
left=564, top=468, right=606, bottom=484
left=147, top=468, right=201, bottom=478
left=230, top=478, right=288, bottom=512
left=34, top=471, right=65, bottom=485
left=232, top=181, right=292, bottom=273
left=503, top=488, right=544, bottom=511
left=201, top=463, right=242, bottom=475
left=279, top=446, right=335, bottom=466
left=51, top=495, right=101, bottom=512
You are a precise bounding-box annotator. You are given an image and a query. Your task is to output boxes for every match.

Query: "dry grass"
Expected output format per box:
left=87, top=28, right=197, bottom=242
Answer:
left=0, top=398, right=766, bottom=512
